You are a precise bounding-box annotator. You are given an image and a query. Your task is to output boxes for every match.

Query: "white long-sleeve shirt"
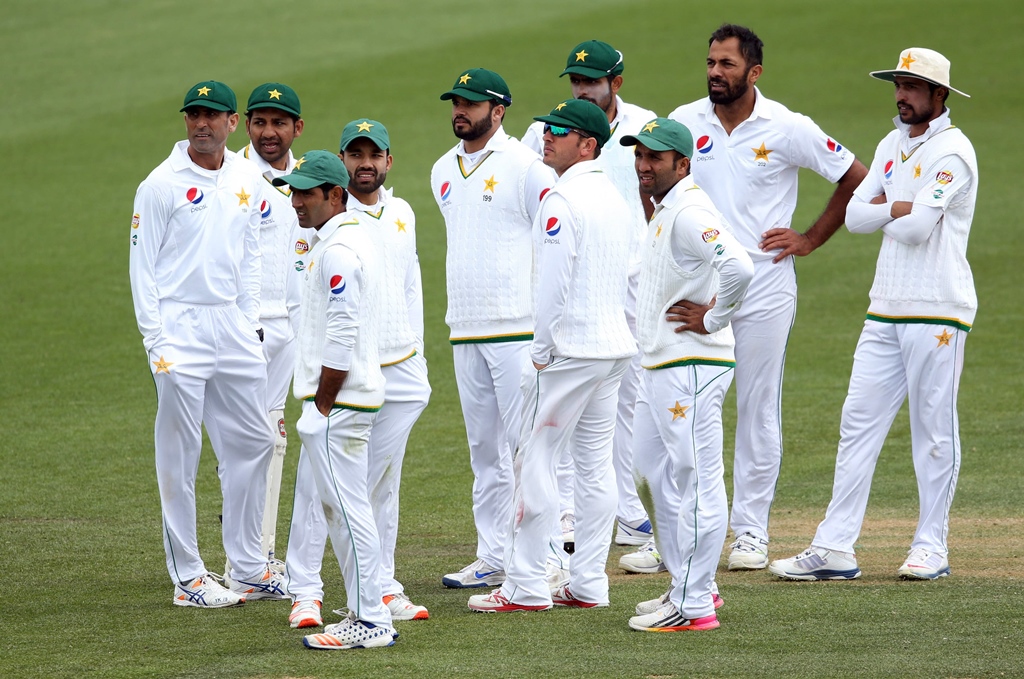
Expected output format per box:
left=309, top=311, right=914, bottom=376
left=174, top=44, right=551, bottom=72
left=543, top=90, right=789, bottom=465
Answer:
left=130, top=140, right=265, bottom=351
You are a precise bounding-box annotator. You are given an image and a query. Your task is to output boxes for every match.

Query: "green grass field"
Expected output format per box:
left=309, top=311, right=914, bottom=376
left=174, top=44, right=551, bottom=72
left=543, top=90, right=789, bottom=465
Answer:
left=2, top=1, right=1022, bottom=677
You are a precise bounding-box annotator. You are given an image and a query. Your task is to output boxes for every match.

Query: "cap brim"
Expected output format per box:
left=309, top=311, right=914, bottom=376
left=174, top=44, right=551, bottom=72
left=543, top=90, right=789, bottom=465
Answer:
left=245, top=102, right=300, bottom=116
left=869, top=70, right=970, bottom=98
left=273, top=174, right=322, bottom=190
left=560, top=65, right=615, bottom=79
left=533, top=113, right=578, bottom=128
left=619, top=133, right=676, bottom=153
left=180, top=101, right=234, bottom=113
left=440, top=87, right=495, bottom=102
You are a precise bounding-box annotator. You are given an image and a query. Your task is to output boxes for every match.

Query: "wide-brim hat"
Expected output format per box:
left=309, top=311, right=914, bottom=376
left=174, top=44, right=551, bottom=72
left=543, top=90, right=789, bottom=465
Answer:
left=869, top=47, right=969, bottom=98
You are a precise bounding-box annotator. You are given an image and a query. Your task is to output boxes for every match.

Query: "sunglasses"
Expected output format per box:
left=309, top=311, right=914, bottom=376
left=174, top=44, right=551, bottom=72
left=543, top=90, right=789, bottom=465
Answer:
left=543, top=124, right=592, bottom=139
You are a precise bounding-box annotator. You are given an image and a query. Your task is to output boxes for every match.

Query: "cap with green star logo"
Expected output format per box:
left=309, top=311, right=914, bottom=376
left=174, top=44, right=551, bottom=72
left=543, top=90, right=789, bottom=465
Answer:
left=180, top=80, right=237, bottom=113
left=560, top=40, right=624, bottom=79
left=339, top=119, right=391, bottom=152
left=620, top=118, right=694, bottom=158
left=245, top=82, right=301, bottom=117
left=534, top=99, right=611, bottom=148
left=440, top=68, right=512, bottom=106
left=272, top=150, right=350, bottom=190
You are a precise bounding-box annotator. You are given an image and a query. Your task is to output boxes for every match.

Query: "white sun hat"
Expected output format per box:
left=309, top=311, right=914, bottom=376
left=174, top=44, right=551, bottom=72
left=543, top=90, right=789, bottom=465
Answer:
left=870, top=47, right=970, bottom=98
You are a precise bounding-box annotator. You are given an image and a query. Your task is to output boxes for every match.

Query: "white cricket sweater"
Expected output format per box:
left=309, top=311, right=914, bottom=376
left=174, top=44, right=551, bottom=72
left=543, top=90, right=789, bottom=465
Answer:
left=237, top=144, right=300, bottom=320
left=531, top=161, right=636, bottom=362
left=636, top=176, right=753, bottom=369
left=431, top=130, right=552, bottom=342
left=854, top=112, right=978, bottom=328
left=348, top=189, right=423, bottom=365
left=293, top=213, right=384, bottom=410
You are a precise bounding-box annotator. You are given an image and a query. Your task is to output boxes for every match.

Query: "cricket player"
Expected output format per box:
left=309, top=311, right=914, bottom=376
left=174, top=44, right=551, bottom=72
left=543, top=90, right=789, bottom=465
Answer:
left=622, top=118, right=753, bottom=632
left=284, top=120, right=432, bottom=628
left=431, top=68, right=556, bottom=588
left=522, top=40, right=657, bottom=552
left=236, top=82, right=304, bottom=564
left=468, top=99, right=635, bottom=613
left=129, top=81, right=285, bottom=607
left=664, top=24, right=868, bottom=570
left=276, top=151, right=396, bottom=649
left=770, top=47, right=977, bottom=582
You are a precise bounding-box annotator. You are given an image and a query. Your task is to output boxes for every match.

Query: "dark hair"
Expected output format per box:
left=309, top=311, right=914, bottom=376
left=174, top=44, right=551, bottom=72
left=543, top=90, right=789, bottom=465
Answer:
left=709, top=23, right=764, bottom=67
left=317, top=183, right=348, bottom=206
left=927, top=82, right=950, bottom=106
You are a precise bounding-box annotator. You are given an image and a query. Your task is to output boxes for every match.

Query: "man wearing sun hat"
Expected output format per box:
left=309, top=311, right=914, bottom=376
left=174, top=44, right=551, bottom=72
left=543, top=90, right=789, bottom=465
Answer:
left=468, top=99, right=635, bottom=613
left=235, top=82, right=305, bottom=568
left=129, top=80, right=281, bottom=608
left=522, top=40, right=659, bottom=557
left=275, top=150, right=397, bottom=649
left=616, top=118, right=753, bottom=632
left=770, top=48, right=977, bottom=582
left=431, top=69, right=556, bottom=589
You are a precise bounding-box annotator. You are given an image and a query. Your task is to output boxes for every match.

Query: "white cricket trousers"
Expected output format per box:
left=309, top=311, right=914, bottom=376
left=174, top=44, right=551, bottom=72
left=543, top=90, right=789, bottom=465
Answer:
left=293, top=401, right=390, bottom=626
left=632, top=364, right=733, bottom=619
left=729, top=259, right=797, bottom=542
left=260, top=315, right=295, bottom=412
left=503, top=356, right=629, bottom=607
left=286, top=355, right=430, bottom=600
left=150, top=300, right=274, bottom=584
left=813, top=320, right=966, bottom=554
left=453, top=341, right=530, bottom=568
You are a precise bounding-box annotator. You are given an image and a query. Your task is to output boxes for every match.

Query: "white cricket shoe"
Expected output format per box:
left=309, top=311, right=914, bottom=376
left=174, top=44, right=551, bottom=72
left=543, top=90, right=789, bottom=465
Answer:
left=560, top=511, right=576, bottom=553
left=227, top=565, right=289, bottom=600
left=897, top=548, right=951, bottom=580
left=289, top=600, right=323, bottom=628
left=467, top=588, right=551, bottom=613
left=628, top=601, right=719, bottom=632
left=303, top=611, right=396, bottom=650
left=551, top=585, right=607, bottom=608
left=768, top=546, right=862, bottom=581
left=173, top=574, right=245, bottom=608
left=634, top=588, right=724, bottom=616
left=619, top=538, right=666, bottom=573
left=728, top=532, right=770, bottom=570
left=615, top=517, right=654, bottom=546
left=441, top=558, right=505, bottom=589
left=384, top=592, right=429, bottom=621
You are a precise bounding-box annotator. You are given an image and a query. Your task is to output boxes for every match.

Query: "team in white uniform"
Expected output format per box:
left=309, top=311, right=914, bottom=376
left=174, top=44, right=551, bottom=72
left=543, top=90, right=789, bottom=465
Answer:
left=770, top=48, right=976, bottom=582
left=235, top=82, right=304, bottom=564
left=667, top=24, right=867, bottom=570
left=129, top=81, right=285, bottom=608
left=277, top=151, right=397, bottom=649
left=284, top=120, right=432, bottom=628
left=522, top=40, right=657, bottom=554
left=431, top=69, right=556, bottom=588
left=623, top=118, right=753, bottom=632
left=468, top=99, right=634, bottom=613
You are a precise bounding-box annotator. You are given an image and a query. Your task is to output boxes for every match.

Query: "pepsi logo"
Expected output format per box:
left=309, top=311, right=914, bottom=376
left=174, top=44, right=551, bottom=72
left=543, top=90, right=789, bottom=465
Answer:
left=884, top=160, right=894, bottom=179
left=260, top=200, right=271, bottom=219
left=186, top=187, right=204, bottom=205
left=696, top=135, right=713, bottom=154
left=329, top=275, right=346, bottom=294
left=295, top=239, right=309, bottom=255
left=545, top=217, right=561, bottom=236
left=826, top=138, right=843, bottom=153
left=440, top=181, right=452, bottom=201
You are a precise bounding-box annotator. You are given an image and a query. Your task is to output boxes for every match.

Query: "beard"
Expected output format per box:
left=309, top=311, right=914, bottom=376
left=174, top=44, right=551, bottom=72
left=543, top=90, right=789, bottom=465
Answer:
left=453, top=114, right=494, bottom=142
left=897, top=101, right=935, bottom=127
left=707, top=71, right=751, bottom=105
left=576, top=90, right=613, bottom=115
left=351, top=169, right=387, bottom=195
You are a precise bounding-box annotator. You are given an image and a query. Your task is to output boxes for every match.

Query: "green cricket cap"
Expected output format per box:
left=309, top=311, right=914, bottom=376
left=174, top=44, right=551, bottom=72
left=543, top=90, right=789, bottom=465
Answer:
left=560, top=40, right=624, bottom=79
left=245, top=82, right=301, bottom=117
left=272, top=150, right=350, bottom=190
left=534, top=99, right=611, bottom=148
left=339, top=119, right=391, bottom=152
left=180, top=80, right=236, bottom=113
left=440, top=68, right=512, bottom=106
left=620, top=118, right=694, bottom=158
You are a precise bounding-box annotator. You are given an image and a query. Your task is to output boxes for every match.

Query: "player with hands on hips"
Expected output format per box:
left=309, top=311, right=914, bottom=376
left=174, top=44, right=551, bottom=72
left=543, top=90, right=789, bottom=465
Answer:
left=275, top=151, right=396, bottom=649
left=664, top=24, right=867, bottom=572
left=129, top=81, right=285, bottom=608
left=770, top=47, right=977, bottom=582
left=468, top=99, right=635, bottom=614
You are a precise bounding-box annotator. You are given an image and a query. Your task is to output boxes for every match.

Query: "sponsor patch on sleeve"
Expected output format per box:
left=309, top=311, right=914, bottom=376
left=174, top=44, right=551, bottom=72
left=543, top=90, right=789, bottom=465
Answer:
left=701, top=228, right=720, bottom=243
left=936, top=170, right=954, bottom=185
left=131, top=213, right=141, bottom=229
